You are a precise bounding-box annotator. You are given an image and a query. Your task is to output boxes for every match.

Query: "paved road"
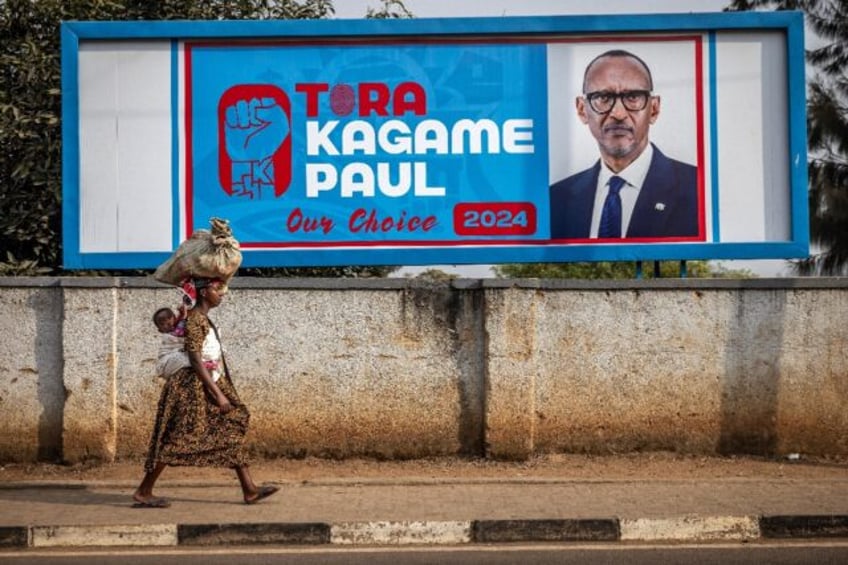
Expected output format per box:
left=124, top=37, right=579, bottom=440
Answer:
left=4, top=541, right=848, bottom=564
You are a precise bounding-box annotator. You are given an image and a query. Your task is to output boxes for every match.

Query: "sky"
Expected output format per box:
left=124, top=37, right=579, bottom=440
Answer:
left=333, top=0, right=730, bottom=19
left=331, top=0, right=791, bottom=278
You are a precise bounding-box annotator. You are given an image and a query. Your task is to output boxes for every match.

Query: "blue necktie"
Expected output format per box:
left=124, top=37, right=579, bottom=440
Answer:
left=598, top=176, right=625, bottom=238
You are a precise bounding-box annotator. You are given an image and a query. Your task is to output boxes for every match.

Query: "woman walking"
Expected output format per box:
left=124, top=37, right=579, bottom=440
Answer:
left=133, top=277, right=278, bottom=507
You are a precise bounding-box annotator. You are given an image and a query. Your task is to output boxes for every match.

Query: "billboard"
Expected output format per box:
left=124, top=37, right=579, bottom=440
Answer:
left=61, top=12, right=808, bottom=269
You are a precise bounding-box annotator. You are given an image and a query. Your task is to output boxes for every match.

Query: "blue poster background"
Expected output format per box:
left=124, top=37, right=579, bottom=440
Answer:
left=188, top=42, right=550, bottom=245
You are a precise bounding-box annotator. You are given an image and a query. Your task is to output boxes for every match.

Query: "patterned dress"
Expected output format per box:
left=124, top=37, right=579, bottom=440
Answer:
left=144, top=308, right=250, bottom=472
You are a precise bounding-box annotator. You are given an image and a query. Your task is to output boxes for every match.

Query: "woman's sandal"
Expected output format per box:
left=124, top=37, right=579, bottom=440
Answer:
left=244, top=484, right=279, bottom=505
left=132, top=496, right=171, bottom=509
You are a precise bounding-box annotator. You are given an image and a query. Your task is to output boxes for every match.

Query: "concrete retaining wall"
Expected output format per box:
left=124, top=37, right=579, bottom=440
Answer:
left=1, top=277, right=846, bottom=463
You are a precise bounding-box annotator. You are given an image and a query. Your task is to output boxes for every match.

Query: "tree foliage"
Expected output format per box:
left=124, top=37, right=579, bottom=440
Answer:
left=0, top=0, right=405, bottom=277
left=366, top=0, right=414, bottom=19
left=410, top=268, right=458, bottom=281
left=493, top=261, right=754, bottom=279
left=727, top=0, right=848, bottom=274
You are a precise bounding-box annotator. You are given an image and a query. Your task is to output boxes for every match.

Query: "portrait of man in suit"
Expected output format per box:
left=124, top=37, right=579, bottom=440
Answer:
left=549, top=49, right=700, bottom=241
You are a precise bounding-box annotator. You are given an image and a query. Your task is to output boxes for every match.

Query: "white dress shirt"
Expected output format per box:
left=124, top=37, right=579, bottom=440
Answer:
left=589, top=144, right=654, bottom=238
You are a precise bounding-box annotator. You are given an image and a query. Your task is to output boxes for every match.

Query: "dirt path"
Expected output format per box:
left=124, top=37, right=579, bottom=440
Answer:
left=2, top=452, right=847, bottom=484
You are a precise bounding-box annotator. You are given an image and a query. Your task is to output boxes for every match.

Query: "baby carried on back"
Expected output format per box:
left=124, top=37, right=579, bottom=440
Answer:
left=152, top=302, right=222, bottom=381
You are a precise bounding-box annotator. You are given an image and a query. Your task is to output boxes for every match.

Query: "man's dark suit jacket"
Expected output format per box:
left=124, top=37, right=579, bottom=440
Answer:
left=548, top=144, right=699, bottom=240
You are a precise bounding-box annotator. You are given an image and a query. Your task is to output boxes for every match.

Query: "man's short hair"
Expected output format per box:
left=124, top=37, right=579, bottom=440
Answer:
left=582, top=49, right=654, bottom=93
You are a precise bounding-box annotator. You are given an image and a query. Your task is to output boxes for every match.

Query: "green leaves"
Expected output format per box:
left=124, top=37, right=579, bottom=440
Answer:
left=1, top=0, right=69, bottom=275
left=727, top=0, right=848, bottom=275
left=493, top=261, right=754, bottom=279
left=366, top=0, right=413, bottom=19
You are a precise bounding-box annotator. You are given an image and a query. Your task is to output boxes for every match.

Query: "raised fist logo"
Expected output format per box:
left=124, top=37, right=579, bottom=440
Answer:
left=218, top=85, right=291, bottom=199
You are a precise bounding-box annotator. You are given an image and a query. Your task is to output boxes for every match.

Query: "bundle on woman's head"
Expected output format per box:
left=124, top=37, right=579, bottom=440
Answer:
left=152, top=217, right=242, bottom=288
left=152, top=217, right=241, bottom=308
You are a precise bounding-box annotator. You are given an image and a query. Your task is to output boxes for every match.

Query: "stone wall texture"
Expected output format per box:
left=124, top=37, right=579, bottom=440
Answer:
left=1, top=276, right=846, bottom=463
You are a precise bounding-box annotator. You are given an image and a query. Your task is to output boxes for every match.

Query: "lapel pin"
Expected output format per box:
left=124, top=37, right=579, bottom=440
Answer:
left=655, top=202, right=666, bottom=211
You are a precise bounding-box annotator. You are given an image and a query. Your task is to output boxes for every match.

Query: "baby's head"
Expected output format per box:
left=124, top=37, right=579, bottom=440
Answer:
left=153, top=307, right=177, bottom=334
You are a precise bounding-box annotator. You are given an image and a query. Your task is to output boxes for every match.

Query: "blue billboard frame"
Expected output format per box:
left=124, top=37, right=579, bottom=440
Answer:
left=61, top=11, right=808, bottom=269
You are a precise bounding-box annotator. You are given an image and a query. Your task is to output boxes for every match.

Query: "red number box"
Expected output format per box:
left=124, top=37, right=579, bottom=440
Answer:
left=453, top=202, right=537, bottom=236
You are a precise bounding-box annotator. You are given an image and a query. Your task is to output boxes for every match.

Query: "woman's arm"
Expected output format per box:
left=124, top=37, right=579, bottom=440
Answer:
left=188, top=350, right=232, bottom=414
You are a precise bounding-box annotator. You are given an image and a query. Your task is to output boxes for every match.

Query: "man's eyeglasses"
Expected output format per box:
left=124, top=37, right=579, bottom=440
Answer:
left=584, top=90, right=652, bottom=114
